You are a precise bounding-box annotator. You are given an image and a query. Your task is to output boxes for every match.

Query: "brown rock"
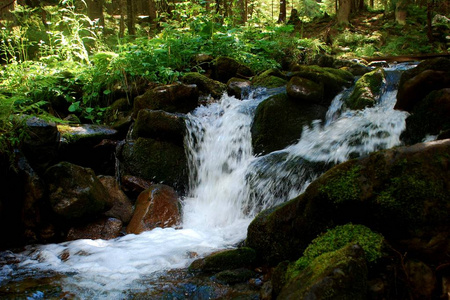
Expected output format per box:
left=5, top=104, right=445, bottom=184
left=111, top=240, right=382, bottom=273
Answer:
left=405, top=260, right=436, bottom=299
left=66, top=217, right=122, bottom=241
left=126, top=184, right=181, bottom=234
left=98, top=176, right=134, bottom=224
left=120, top=175, right=153, bottom=198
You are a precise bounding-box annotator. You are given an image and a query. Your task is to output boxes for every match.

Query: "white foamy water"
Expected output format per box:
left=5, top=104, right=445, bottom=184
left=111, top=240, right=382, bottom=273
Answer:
left=0, top=64, right=415, bottom=298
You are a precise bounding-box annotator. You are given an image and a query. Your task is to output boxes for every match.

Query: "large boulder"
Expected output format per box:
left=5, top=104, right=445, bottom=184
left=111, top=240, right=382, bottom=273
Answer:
left=251, top=93, right=327, bottom=155
left=189, top=247, right=257, bottom=273
left=132, top=109, right=186, bottom=146
left=44, top=162, right=112, bottom=221
left=227, top=77, right=251, bottom=99
left=181, top=72, right=227, bottom=99
left=344, top=68, right=386, bottom=110
left=126, top=184, right=181, bottom=234
left=66, top=217, right=122, bottom=241
left=212, top=56, right=254, bottom=83
left=395, top=57, right=450, bottom=112
left=133, top=83, right=199, bottom=115
left=401, top=88, right=450, bottom=145
left=246, top=139, right=450, bottom=265
left=286, top=76, right=324, bottom=104
left=118, top=138, right=188, bottom=192
left=252, top=69, right=288, bottom=89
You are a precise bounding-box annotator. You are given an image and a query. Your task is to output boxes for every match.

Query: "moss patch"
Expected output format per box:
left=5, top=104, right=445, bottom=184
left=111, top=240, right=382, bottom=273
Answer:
left=345, top=68, right=386, bottom=110
left=319, top=165, right=362, bottom=204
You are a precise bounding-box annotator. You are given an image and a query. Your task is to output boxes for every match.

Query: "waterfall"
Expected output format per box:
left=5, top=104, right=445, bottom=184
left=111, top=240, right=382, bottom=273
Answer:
left=0, top=63, right=415, bottom=298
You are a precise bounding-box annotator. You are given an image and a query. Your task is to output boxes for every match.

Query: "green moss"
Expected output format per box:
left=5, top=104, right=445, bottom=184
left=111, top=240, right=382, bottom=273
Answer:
left=345, top=68, right=385, bottom=110
left=319, top=165, right=362, bottom=204
left=252, top=69, right=288, bottom=88
left=181, top=72, right=227, bottom=98
left=287, top=224, right=384, bottom=279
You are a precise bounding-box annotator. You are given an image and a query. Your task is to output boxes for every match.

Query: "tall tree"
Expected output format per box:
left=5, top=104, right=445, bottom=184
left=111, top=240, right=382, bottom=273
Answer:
left=278, top=0, right=286, bottom=23
left=395, top=0, right=410, bottom=24
left=126, top=0, right=135, bottom=34
left=235, top=0, right=247, bottom=24
left=85, top=0, right=105, bottom=29
left=337, top=0, right=351, bottom=23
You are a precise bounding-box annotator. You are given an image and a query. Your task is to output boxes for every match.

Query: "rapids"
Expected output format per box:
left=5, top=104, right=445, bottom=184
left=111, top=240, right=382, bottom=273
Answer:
left=0, top=63, right=416, bottom=299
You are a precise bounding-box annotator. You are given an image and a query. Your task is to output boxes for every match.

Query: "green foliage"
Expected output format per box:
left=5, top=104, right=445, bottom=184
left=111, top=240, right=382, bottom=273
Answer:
left=287, top=223, right=385, bottom=278
left=319, top=165, right=361, bottom=203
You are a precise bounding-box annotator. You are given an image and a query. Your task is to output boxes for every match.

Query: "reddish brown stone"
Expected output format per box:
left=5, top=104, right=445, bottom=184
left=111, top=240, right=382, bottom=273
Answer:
left=66, top=217, right=122, bottom=241
left=126, top=184, right=181, bottom=234
left=121, top=175, right=153, bottom=197
left=98, top=175, right=134, bottom=224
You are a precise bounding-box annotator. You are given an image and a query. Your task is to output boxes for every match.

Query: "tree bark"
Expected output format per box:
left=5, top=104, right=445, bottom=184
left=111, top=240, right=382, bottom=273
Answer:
left=86, top=0, right=105, bottom=28
left=395, top=0, right=409, bottom=25
left=277, top=0, right=286, bottom=23
left=337, top=0, right=351, bottom=24
left=126, top=0, right=135, bottom=35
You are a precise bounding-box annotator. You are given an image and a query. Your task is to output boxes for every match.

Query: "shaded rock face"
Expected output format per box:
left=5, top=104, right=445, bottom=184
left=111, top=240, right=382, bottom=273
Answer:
left=227, top=77, right=251, bottom=99
left=118, top=138, right=188, bottom=192
left=44, top=161, right=112, bottom=221
left=66, top=217, right=122, bottom=241
left=22, top=117, right=60, bottom=171
left=189, top=248, right=257, bottom=273
left=126, top=184, right=181, bottom=234
left=395, top=57, right=450, bottom=112
left=132, top=109, right=186, bottom=146
left=120, top=175, right=153, bottom=199
left=286, top=76, right=324, bottom=104
left=252, top=69, right=288, bottom=88
left=133, top=83, right=199, bottom=115
left=98, top=175, right=134, bottom=224
left=246, top=139, right=450, bottom=265
left=401, top=88, right=450, bottom=145
left=181, top=72, right=227, bottom=99
left=251, top=93, right=327, bottom=155
left=278, top=244, right=368, bottom=300
left=212, top=56, right=254, bottom=83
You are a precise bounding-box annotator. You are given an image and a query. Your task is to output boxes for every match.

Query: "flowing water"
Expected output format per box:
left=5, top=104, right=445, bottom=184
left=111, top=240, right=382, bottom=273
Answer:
left=0, top=63, right=415, bottom=299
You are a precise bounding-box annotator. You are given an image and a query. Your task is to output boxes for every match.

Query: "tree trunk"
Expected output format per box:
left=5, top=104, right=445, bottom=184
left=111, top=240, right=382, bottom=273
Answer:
left=277, top=0, right=286, bottom=23
left=126, top=0, right=135, bottom=35
left=148, top=0, right=156, bottom=23
left=337, top=0, right=351, bottom=24
left=395, top=0, right=409, bottom=25
left=119, top=0, right=125, bottom=37
left=86, top=0, right=105, bottom=28
left=235, top=0, right=247, bottom=24
left=426, top=0, right=433, bottom=42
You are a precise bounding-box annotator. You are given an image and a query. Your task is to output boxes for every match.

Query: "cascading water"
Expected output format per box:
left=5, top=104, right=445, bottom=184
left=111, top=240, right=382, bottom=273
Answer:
left=0, top=63, right=415, bottom=298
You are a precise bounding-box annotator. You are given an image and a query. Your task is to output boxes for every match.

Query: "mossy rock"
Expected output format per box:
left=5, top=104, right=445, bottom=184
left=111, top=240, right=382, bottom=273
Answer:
left=246, top=139, right=450, bottom=265
left=251, top=93, right=327, bottom=155
left=288, top=65, right=354, bottom=105
left=119, top=137, right=188, bottom=192
left=278, top=244, right=368, bottom=300
left=401, top=88, right=450, bottom=145
left=132, top=109, right=186, bottom=146
left=181, top=72, right=227, bottom=99
left=286, top=76, right=325, bottom=104
left=252, top=69, right=288, bottom=88
left=345, top=68, right=386, bottom=110
left=189, top=247, right=257, bottom=273
left=213, top=268, right=256, bottom=285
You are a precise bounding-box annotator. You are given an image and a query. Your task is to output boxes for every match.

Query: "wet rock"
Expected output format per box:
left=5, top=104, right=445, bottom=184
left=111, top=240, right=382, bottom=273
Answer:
left=66, top=217, right=122, bottom=241
left=118, top=138, right=188, bottom=192
left=252, top=69, right=288, bottom=88
left=333, top=58, right=371, bottom=76
left=401, top=88, right=450, bottom=145
left=98, top=175, right=134, bottom=224
left=181, top=72, right=227, bottom=99
left=395, top=57, right=450, bottom=112
left=251, top=93, right=327, bottom=155
left=212, top=56, right=254, bottom=83
left=286, top=76, right=324, bottom=104
left=44, top=161, right=112, bottom=221
left=22, top=116, right=60, bottom=171
left=404, top=259, right=436, bottom=299
left=213, top=268, right=256, bottom=285
left=345, top=68, right=386, bottom=110
left=278, top=244, right=368, bottom=299
left=246, top=139, right=450, bottom=265
left=132, top=109, right=186, bottom=146
left=189, top=247, right=257, bottom=273
left=126, top=184, right=181, bottom=234
left=133, top=83, right=199, bottom=115
left=120, top=175, right=153, bottom=199
left=227, top=77, right=251, bottom=99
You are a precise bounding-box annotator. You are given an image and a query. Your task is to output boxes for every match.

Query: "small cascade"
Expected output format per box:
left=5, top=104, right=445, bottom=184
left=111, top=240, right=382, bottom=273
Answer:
left=0, top=63, right=416, bottom=298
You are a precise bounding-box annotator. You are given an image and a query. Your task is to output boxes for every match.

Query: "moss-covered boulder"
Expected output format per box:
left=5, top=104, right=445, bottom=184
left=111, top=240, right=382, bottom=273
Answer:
left=395, top=57, right=450, bottom=112
left=251, top=93, right=327, bottom=155
left=286, top=76, right=324, bottom=104
left=401, top=88, right=450, bottom=145
left=181, top=72, right=227, bottom=99
left=288, top=65, right=354, bottom=105
left=252, top=69, right=288, bottom=88
left=132, top=109, right=186, bottom=146
left=333, top=59, right=371, bottom=76
left=212, top=56, right=254, bottom=83
left=189, top=247, right=257, bottom=273
left=118, top=137, right=188, bottom=192
left=345, top=68, right=386, bottom=110
left=44, top=161, right=112, bottom=221
left=246, top=139, right=450, bottom=265
left=133, top=83, right=199, bottom=115
left=278, top=244, right=368, bottom=300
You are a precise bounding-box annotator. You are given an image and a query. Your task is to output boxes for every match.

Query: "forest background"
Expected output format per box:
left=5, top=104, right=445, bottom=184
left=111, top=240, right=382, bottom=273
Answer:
left=0, top=0, right=448, bottom=163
